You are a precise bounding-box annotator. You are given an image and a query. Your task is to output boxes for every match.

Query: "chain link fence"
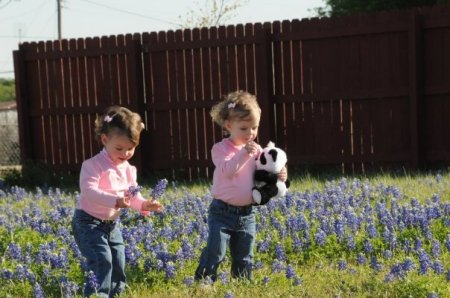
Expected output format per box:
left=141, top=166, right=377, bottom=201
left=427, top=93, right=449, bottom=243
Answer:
left=0, top=108, right=20, bottom=166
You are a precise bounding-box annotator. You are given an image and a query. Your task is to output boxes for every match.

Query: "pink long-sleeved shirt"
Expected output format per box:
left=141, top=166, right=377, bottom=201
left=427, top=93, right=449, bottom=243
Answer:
left=77, top=148, right=149, bottom=220
left=210, top=138, right=262, bottom=206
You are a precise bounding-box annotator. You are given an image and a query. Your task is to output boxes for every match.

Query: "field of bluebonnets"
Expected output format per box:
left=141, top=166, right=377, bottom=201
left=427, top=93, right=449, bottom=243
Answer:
left=0, top=171, right=449, bottom=298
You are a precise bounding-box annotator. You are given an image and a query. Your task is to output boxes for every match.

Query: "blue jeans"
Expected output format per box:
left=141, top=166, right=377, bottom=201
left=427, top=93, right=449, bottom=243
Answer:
left=195, top=199, right=256, bottom=281
left=72, top=209, right=126, bottom=298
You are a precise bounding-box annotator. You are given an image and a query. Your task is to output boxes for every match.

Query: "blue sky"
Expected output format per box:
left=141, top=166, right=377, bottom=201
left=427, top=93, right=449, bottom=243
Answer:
left=0, top=0, right=325, bottom=78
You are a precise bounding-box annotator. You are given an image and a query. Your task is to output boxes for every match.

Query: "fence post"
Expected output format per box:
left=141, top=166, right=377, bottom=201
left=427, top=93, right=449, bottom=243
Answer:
left=127, top=34, right=145, bottom=174
left=13, top=46, right=30, bottom=165
left=255, top=25, right=274, bottom=146
left=409, top=11, right=424, bottom=169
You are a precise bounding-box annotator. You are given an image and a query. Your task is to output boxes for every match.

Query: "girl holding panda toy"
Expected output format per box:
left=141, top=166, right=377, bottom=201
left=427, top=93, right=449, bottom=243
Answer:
left=195, top=91, right=288, bottom=281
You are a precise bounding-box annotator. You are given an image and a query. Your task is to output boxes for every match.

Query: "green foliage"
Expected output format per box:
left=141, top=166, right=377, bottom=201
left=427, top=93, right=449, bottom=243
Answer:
left=0, top=78, right=15, bottom=102
left=1, top=160, right=78, bottom=190
left=314, top=0, right=450, bottom=17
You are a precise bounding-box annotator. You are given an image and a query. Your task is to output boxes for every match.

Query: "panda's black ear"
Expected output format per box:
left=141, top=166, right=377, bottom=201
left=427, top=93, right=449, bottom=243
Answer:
left=268, top=149, right=278, bottom=162
left=260, top=152, right=267, bottom=165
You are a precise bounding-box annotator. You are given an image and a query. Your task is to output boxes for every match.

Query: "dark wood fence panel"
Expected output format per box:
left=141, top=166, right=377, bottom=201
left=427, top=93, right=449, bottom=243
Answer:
left=423, top=17, right=450, bottom=162
left=13, top=5, right=450, bottom=178
left=15, top=37, right=142, bottom=172
left=140, top=24, right=268, bottom=179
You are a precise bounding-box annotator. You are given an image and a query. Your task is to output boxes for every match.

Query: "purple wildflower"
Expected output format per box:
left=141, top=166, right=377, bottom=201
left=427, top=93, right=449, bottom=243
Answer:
left=445, top=235, right=450, bottom=252
left=218, top=271, right=229, bottom=284
left=275, top=243, right=286, bottom=261
left=271, top=260, right=284, bottom=273
left=128, top=185, right=143, bottom=198
left=338, top=260, right=347, bottom=271
left=262, top=276, right=270, bottom=285
left=370, top=255, right=382, bottom=271
left=183, top=277, right=194, bottom=286
left=164, top=261, right=176, bottom=279
left=418, top=250, right=431, bottom=275
left=293, top=276, right=302, bottom=286
left=285, top=264, right=296, bottom=279
left=152, top=179, right=168, bottom=199
left=33, top=283, right=45, bottom=298
left=86, top=271, right=98, bottom=292
left=224, top=292, right=234, bottom=298
left=432, top=260, right=444, bottom=274
left=356, top=253, right=367, bottom=266
left=314, top=229, right=326, bottom=246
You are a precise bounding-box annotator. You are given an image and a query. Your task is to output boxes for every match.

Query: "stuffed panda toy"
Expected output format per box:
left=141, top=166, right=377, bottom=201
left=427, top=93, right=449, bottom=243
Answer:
left=252, top=141, right=290, bottom=205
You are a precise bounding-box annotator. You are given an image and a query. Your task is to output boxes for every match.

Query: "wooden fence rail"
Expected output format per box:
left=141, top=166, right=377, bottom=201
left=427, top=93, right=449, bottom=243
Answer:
left=14, top=5, right=450, bottom=179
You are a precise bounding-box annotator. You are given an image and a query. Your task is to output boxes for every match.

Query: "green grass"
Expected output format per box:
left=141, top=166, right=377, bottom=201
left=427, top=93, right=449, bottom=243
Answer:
left=1, top=170, right=449, bottom=297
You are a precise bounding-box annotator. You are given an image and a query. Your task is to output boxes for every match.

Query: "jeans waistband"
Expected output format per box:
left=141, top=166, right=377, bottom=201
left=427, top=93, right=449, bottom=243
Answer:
left=214, top=199, right=253, bottom=214
left=75, top=209, right=117, bottom=225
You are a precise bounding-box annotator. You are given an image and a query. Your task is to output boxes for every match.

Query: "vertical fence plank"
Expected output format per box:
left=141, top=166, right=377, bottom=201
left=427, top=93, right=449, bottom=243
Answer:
left=409, top=12, right=425, bottom=169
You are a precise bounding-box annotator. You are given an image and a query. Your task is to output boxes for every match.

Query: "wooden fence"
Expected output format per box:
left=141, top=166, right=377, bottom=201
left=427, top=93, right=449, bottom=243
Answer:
left=13, top=5, right=450, bottom=179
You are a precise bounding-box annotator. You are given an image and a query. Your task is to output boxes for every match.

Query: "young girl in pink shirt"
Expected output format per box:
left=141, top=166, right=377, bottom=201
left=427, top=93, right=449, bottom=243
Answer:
left=195, top=91, right=287, bottom=281
left=71, top=106, right=163, bottom=297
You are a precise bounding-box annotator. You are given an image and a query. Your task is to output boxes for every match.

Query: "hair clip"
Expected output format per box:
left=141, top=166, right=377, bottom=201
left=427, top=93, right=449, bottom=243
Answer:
left=141, top=122, right=145, bottom=129
left=104, top=113, right=116, bottom=123
left=228, top=102, right=236, bottom=109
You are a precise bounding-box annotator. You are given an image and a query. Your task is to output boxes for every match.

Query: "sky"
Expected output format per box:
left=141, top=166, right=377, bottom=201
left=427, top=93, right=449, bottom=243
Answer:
left=0, top=0, right=325, bottom=79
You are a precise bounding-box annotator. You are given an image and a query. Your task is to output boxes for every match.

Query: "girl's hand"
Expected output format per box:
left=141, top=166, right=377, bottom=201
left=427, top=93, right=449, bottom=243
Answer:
left=142, top=199, right=164, bottom=212
left=245, top=141, right=258, bottom=156
left=115, top=195, right=131, bottom=209
left=278, top=166, right=288, bottom=182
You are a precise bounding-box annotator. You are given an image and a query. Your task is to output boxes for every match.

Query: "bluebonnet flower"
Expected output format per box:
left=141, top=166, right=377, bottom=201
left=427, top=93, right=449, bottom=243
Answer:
left=152, top=179, right=168, bottom=199
left=293, top=276, right=302, bottom=286
left=33, top=283, right=45, bottom=298
left=86, top=271, right=99, bottom=292
left=164, top=261, right=176, bottom=279
left=363, top=239, right=373, bottom=254
left=183, top=277, right=194, bottom=286
left=60, top=279, right=79, bottom=297
left=370, top=255, right=382, bottom=271
left=224, top=292, right=234, bottom=298
left=346, top=234, right=356, bottom=251
left=1, top=269, right=13, bottom=280
left=274, top=243, right=286, bottom=261
left=271, top=260, right=284, bottom=273
left=356, top=253, right=367, bottom=266
left=383, top=250, right=393, bottom=260
left=432, top=260, right=444, bottom=274
left=128, top=185, right=143, bottom=197
left=445, top=235, right=450, bottom=253
left=285, top=264, right=296, bottom=279
left=314, top=229, right=326, bottom=246
left=447, top=269, right=450, bottom=281
left=338, top=260, right=347, bottom=271
left=401, top=258, right=415, bottom=272
left=418, top=249, right=431, bottom=275
left=6, top=242, right=22, bottom=261
left=431, top=239, right=441, bottom=257
left=202, top=276, right=214, bottom=285
left=414, top=238, right=423, bottom=251
left=262, top=276, right=270, bottom=285
left=427, top=293, right=438, bottom=298
left=218, top=271, right=229, bottom=284
left=254, top=260, right=264, bottom=269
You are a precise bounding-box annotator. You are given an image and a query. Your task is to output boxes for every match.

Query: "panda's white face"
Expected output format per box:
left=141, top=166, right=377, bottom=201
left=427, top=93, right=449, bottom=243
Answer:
left=256, top=147, right=287, bottom=173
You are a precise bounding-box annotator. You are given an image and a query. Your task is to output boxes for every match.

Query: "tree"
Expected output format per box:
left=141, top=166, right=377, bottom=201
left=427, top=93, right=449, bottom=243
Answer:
left=314, top=0, right=450, bottom=17
left=0, top=79, right=16, bottom=102
left=178, top=0, right=249, bottom=29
